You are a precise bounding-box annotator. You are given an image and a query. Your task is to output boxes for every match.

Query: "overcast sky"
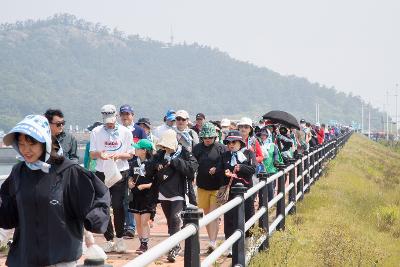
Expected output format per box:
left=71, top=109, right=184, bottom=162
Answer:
left=1, top=0, right=399, bottom=116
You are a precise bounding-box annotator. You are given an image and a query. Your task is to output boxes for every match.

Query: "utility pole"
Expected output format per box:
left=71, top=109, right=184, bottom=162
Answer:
left=395, top=83, right=398, bottom=138
left=387, top=90, right=389, bottom=141
left=361, top=102, right=364, bottom=134
left=368, top=108, right=371, bottom=139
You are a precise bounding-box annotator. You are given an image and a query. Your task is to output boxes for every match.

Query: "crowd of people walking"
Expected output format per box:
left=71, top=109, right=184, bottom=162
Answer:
left=0, top=104, right=345, bottom=266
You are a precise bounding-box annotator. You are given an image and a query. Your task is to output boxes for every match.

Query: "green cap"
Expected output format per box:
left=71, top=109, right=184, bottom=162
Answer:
left=199, top=122, right=217, bottom=138
left=132, top=139, right=154, bottom=151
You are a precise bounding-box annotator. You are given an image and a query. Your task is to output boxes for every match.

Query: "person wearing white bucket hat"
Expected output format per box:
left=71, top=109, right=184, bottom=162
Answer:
left=152, top=129, right=198, bottom=262
left=0, top=115, right=110, bottom=267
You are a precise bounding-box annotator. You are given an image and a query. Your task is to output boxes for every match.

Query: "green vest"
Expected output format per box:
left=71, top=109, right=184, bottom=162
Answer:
left=262, top=143, right=283, bottom=174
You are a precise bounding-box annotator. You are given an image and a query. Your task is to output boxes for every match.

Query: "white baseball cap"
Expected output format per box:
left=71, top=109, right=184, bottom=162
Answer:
left=176, top=110, right=190, bottom=120
left=101, top=104, right=117, bottom=124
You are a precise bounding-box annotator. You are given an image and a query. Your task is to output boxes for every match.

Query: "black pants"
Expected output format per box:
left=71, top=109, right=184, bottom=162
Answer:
left=160, top=200, right=184, bottom=236
left=224, top=195, right=254, bottom=239
left=96, top=171, right=128, bottom=241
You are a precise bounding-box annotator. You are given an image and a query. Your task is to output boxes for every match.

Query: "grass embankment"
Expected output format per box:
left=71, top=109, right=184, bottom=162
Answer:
left=250, top=134, right=400, bottom=266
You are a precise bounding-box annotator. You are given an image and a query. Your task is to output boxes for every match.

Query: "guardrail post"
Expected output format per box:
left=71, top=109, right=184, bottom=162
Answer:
left=275, top=164, right=286, bottom=231
left=181, top=206, right=203, bottom=267
left=304, top=151, right=310, bottom=194
left=257, top=172, right=270, bottom=251
left=287, top=159, right=297, bottom=214
left=314, top=146, right=320, bottom=181
left=334, top=139, right=338, bottom=158
left=295, top=153, right=304, bottom=201
left=309, top=147, right=315, bottom=184
left=231, top=183, right=246, bottom=267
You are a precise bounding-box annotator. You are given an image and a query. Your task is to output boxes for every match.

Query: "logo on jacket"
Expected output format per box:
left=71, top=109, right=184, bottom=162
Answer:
left=49, top=199, right=60, bottom=205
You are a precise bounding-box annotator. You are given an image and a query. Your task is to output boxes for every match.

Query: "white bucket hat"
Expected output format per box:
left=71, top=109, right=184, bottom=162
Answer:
left=221, top=118, right=231, bottom=127
left=237, top=117, right=253, bottom=128
left=156, top=129, right=178, bottom=151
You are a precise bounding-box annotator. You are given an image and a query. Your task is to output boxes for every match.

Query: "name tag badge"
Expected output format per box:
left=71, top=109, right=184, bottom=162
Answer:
left=134, top=167, right=140, bottom=175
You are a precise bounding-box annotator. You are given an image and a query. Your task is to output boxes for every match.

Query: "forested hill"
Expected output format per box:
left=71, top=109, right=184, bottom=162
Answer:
left=0, top=14, right=383, bottom=130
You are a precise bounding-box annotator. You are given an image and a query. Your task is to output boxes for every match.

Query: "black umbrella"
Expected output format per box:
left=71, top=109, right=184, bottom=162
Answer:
left=262, top=110, right=300, bottom=130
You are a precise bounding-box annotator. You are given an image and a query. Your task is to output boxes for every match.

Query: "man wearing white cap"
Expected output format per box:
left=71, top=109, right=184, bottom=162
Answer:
left=90, top=104, right=133, bottom=253
left=175, top=110, right=199, bottom=153
left=220, top=118, right=231, bottom=141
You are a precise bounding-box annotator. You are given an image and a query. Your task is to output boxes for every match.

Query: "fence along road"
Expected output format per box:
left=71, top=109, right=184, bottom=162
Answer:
left=124, top=130, right=352, bottom=267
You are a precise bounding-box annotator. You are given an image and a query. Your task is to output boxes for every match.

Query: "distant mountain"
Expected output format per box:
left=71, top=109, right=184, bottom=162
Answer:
left=0, top=14, right=384, bottom=130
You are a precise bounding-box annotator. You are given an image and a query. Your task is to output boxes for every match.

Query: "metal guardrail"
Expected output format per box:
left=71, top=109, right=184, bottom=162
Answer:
left=123, top=131, right=353, bottom=267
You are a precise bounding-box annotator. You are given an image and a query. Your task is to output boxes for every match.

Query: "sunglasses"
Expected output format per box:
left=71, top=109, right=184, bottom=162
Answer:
left=203, top=137, right=214, bottom=140
left=238, top=125, right=251, bottom=129
left=51, top=121, right=66, bottom=127
left=176, top=117, right=187, bottom=121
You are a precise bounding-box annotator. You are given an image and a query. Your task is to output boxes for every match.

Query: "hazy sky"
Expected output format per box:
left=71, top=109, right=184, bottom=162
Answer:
left=1, top=0, right=399, bottom=116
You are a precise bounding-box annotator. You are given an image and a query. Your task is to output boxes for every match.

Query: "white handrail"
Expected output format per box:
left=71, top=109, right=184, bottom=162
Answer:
left=124, top=224, right=197, bottom=267
left=199, top=196, right=242, bottom=228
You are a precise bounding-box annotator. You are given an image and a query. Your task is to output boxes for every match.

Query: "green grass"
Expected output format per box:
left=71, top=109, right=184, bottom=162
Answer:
left=250, top=134, right=400, bottom=266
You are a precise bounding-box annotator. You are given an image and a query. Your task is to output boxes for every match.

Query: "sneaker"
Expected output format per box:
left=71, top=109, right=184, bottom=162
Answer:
left=86, top=244, right=108, bottom=260
left=114, top=238, right=127, bottom=253
left=167, top=245, right=181, bottom=263
left=123, top=229, right=135, bottom=239
left=136, top=242, right=148, bottom=255
left=206, top=246, right=214, bottom=255
left=101, top=241, right=115, bottom=253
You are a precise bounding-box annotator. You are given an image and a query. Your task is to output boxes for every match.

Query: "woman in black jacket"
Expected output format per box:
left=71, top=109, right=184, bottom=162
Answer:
left=218, top=130, right=256, bottom=256
left=0, top=115, right=110, bottom=267
left=151, top=129, right=198, bottom=263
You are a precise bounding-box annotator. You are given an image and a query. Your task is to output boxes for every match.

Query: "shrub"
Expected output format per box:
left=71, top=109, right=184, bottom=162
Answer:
left=376, top=205, right=399, bottom=232
left=314, top=222, right=384, bottom=266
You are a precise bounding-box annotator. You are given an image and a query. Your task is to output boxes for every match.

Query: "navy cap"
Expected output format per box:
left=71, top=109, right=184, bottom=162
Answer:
left=120, top=104, right=134, bottom=114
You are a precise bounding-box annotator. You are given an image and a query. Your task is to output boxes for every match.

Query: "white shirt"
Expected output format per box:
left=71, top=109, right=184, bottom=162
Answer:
left=89, top=125, right=133, bottom=172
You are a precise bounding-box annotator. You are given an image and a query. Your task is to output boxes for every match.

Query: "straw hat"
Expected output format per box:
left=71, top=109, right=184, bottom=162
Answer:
left=156, top=129, right=178, bottom=151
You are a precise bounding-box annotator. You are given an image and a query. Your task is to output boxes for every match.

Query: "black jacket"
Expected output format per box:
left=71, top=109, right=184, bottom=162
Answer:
left=57, top=131, right=79, bottom=163
left=218, top=149, right=256, bottom=189
left=0, top=159, right=110, bottom=267
left=193, top=142, right=226, bottom=190
left=152, top=146, right=198, bottom=199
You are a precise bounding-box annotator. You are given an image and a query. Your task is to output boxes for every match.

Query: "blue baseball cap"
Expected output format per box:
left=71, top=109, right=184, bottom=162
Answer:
left=165, top=110, right=176, bottom=121
left=120, top=104, right=134, bottom=114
